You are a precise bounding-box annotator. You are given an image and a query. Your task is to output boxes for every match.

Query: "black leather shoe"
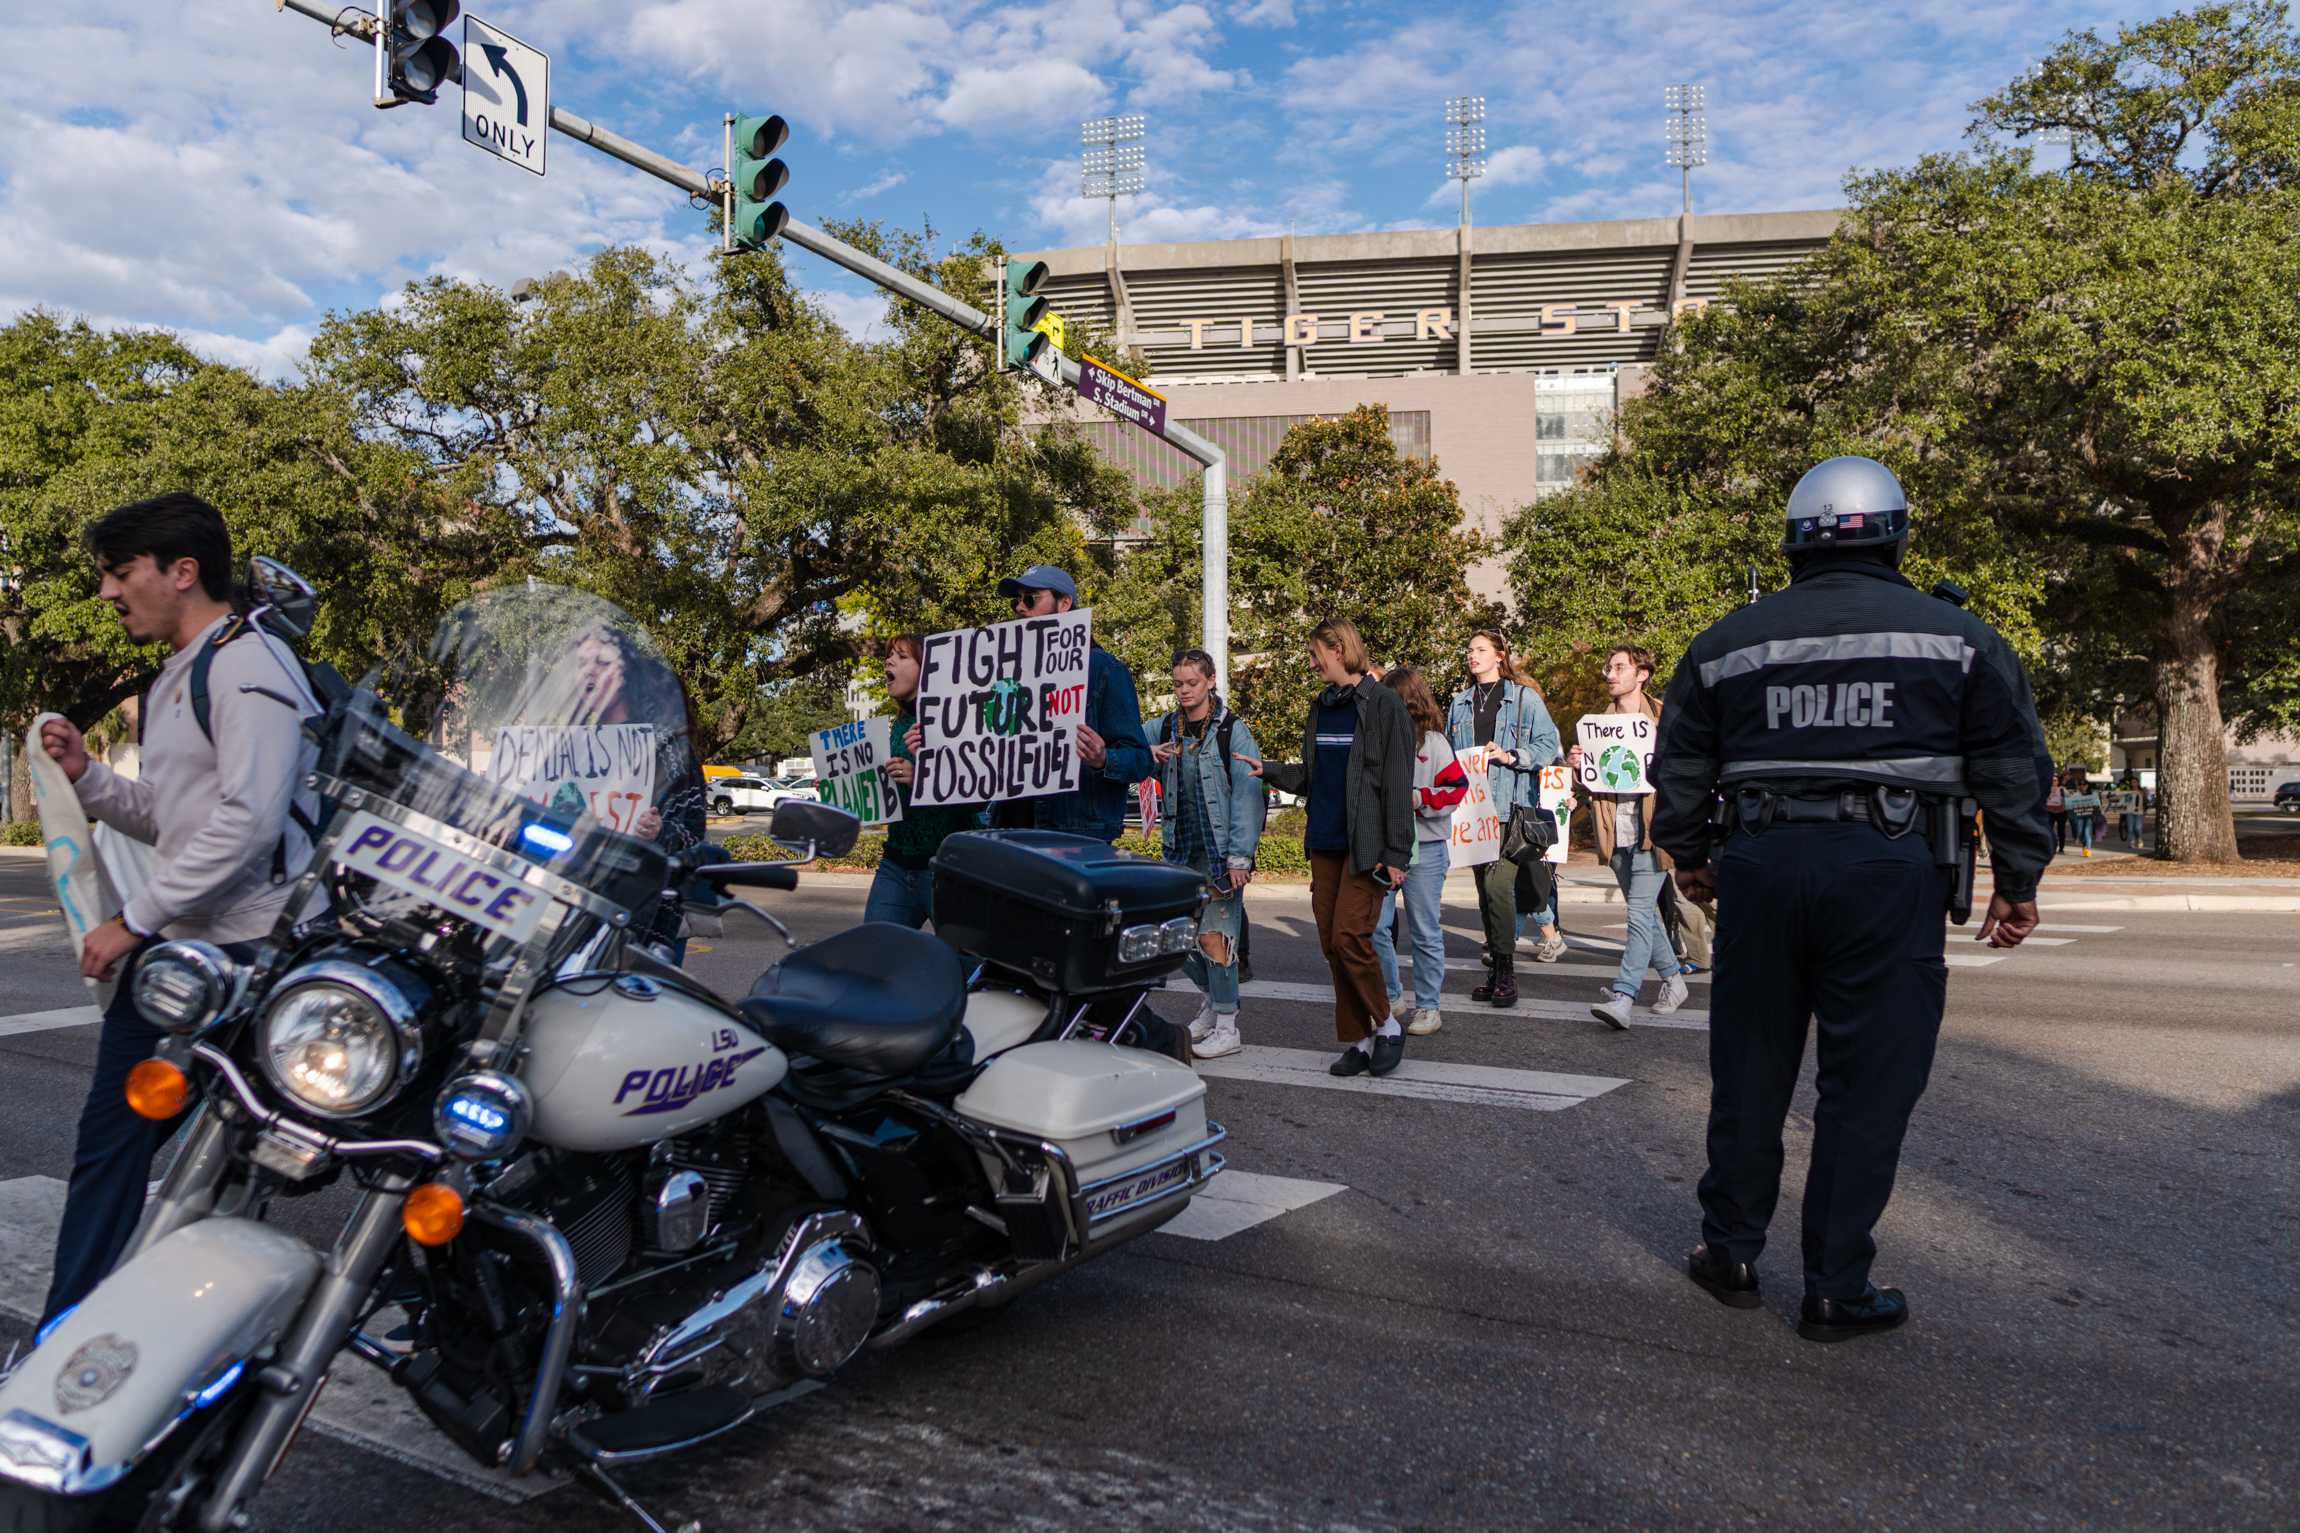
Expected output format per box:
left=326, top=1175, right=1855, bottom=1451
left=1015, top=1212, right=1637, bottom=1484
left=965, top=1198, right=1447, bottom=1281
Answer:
left=1369, top=1033, right=1404, bottom=1076
left=1329, top=1046, right=1373, bottom=1077
left=1686, top=1244, right=1762, bottom=1310
left=1797, top=1286, right=1909, bottom=1343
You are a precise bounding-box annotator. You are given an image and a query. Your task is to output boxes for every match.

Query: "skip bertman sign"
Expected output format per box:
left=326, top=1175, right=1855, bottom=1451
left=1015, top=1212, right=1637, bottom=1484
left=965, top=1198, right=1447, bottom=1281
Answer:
left=1160, top=299, right=1713, bottom=349
left=1076, top=356, right=1167, bottom=434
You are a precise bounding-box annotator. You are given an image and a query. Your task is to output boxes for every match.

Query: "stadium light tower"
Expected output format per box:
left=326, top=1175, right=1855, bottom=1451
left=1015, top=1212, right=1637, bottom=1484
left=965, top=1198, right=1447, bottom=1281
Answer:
left=1664, top=83, right=1707, bottom=215
left=1080, top=115, right=1146, bottom=247
left=1444, top=96, right=1486, bottom=228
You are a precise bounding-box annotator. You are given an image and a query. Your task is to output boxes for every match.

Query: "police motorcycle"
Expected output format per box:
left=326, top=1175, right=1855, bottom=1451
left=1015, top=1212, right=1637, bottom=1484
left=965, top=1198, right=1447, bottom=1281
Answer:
left=0, top=580, right=1224, bottom=1533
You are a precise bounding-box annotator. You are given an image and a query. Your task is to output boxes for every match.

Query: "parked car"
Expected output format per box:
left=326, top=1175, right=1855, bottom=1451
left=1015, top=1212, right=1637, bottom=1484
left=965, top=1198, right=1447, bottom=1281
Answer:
left=708, top=775, right=820, bottom=816
left=2275, top=781, right=2300, bottom=813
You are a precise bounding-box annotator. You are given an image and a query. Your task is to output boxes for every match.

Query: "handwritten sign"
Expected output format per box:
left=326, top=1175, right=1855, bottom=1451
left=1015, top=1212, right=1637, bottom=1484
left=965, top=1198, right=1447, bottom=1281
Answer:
left=1575, top=713, right=1655, bottom=797
left=1538, top=764, right=1574, bottom=865
left=810, top=717, right=901, bottom=826
left=490, top=724, right=657, bottom=833
left=913, top=609, right=1094, bottom=807
left=1448, top=745, right=1503, bottom=869
left=2105, top=791, right=2141, bottom=817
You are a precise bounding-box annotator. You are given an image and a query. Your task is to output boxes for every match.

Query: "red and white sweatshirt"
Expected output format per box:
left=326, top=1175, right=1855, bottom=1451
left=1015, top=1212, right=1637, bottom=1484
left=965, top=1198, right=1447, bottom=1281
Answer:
left=1411, top=729, right=1469, bottom=841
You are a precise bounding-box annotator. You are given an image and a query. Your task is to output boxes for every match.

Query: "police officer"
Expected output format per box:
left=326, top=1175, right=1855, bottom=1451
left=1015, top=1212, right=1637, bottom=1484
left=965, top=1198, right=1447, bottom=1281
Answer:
left=1651, top=456, right=2052, bottom=1343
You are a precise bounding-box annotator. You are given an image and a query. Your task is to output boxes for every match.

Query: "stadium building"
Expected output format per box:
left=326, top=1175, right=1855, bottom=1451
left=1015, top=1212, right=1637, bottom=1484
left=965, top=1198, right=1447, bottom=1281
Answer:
left=1020, top=208, right=1838, bottom=594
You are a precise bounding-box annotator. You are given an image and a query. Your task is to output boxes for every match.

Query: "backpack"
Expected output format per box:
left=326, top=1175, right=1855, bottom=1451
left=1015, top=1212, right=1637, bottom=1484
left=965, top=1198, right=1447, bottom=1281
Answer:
left=136, top=612, right=327, bottom=883
left=1162, top=709, right=1268, bottom=833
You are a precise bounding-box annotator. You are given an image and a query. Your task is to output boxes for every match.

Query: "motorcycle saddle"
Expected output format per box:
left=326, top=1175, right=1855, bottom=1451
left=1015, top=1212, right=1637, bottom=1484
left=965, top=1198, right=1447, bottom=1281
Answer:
left=740, top=923, right=966, bottom=1078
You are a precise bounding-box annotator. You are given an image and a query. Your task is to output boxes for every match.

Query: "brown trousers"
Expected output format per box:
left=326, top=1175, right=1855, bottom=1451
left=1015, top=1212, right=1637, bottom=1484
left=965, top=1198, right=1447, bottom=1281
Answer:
left=1309, top=852, right=1391, bottom=1042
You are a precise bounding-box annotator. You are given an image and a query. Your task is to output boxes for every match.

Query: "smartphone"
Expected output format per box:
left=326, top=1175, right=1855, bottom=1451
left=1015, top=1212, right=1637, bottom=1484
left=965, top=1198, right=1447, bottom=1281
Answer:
left=1372, top=864, right=1403, bottom=892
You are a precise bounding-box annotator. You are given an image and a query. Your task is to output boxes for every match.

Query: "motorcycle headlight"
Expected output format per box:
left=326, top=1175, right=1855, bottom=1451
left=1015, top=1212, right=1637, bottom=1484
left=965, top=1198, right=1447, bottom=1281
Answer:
left=256, top=960, right=426, bottom=1119
left=131, top=941, right=240, bottom=1035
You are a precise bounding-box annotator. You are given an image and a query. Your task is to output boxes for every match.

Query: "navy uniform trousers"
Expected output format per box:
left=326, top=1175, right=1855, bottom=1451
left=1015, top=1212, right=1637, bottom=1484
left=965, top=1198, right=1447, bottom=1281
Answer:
left=1699, top=821, right=1949, bottom=1302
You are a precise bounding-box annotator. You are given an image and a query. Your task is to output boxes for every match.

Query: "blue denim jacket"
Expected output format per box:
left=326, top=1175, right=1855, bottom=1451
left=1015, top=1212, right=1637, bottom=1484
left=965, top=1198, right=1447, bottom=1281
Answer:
left=1149, top=708, right=1265, bottom=870
left=990, top=645, right=1152, bottom=843
left=1446, top=681, right=1560, bottom=813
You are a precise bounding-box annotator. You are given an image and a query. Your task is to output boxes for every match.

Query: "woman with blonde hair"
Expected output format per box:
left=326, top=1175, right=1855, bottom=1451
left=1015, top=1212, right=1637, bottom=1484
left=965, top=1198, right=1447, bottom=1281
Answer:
left=1253, top=619, right=1418, bottom=1077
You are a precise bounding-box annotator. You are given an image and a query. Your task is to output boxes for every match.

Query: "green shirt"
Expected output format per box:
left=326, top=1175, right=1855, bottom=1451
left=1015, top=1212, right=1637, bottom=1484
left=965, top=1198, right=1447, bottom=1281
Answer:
left=882, top=709, right=986, bottom=867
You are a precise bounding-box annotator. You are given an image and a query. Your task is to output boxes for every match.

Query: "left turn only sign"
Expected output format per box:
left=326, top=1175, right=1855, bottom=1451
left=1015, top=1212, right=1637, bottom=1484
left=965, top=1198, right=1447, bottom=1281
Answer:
left=461, top=16, right=548, bottom=176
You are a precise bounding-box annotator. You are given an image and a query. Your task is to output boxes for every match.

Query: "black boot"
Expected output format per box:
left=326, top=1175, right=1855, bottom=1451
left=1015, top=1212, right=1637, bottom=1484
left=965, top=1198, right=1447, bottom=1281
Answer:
left=1471, top=952, right=1499, bottom=1003
left=1487, top=952, right=1517, bottom=1007
left=1797, top=1286, right=1909, bottom=1343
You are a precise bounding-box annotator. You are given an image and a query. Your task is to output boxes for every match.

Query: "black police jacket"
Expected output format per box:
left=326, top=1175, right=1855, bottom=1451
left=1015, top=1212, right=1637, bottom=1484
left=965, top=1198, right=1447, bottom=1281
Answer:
left=1651, top=557, right=2055, bottom=902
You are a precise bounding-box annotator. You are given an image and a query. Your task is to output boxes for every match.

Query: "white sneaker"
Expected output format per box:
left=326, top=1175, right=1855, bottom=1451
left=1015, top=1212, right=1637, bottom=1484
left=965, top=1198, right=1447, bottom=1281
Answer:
left=1194, top=1022, right=1243, bottom=1059
left=1186, top=1002, right=1217, bottom=1044
left=1653, top=975, right=1690, bottom=1015
left=1390, top=995, right=1411, bottom=1021
left=1597, top=984, right=1627, bottom=1002
left=1406, top=1007, right=1443, bottom=1036
left=1533, top=937, right=1567, bottom=963
left=1591, top=993, right=1634, bottom=1031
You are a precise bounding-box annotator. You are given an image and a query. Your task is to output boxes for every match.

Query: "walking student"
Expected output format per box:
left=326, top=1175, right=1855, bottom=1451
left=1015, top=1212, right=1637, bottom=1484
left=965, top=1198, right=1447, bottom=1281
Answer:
left=1568, top=642, right=1690, bottom=1030
left=1447, top=630, right=1563, bottom=1007
left=1254, top=620, right=1416, bottom=1077
left=878, top=634, right=986, bottom=929
left=1148, top=648, right=1265, bottom=1060
left=2062, top=773, right=2100, bottom=858
left=36, top=492, right=320, bottom=1325
left=1370, top=667, right=1467, bottom=1036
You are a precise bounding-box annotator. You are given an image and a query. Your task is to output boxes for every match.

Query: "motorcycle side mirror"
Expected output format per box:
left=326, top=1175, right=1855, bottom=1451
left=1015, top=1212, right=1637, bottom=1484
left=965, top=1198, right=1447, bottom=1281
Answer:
left=249, top=557, right=318, bottom=639
left=770, top=799, right=860, bottom=857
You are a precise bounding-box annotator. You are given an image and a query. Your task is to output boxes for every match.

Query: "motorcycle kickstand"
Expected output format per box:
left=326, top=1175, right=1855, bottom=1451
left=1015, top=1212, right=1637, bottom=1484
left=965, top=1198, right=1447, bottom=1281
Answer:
left=580, top=1461, right=702, bottom=1533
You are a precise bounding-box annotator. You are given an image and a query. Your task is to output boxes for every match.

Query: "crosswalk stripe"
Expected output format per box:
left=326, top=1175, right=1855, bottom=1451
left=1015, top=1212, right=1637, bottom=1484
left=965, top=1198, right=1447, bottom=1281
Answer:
left=1158, top=1169, right=1347, bottom=1240
left=2036, top=923, right=2122, bottom=934
left=1181, top=976, right=1712, bottom=1032
left=0, top=1006, right=100, bottom=1038
left=1194, top=1045, right=1629, bottom=1109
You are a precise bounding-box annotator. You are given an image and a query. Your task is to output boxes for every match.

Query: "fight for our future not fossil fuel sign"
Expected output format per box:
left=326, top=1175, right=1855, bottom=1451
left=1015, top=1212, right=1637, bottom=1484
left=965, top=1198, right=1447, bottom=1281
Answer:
left=910, top=610, right=1094, bottom=807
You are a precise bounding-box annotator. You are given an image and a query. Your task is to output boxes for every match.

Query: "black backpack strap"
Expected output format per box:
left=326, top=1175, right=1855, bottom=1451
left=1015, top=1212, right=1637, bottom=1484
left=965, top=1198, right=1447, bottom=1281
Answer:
left=186, top=614, right=251, bottom=746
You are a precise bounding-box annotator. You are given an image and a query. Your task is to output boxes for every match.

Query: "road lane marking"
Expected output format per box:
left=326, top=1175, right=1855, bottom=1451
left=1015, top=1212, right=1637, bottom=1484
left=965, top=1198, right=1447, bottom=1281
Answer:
left=1194, top=1044, right=1632, bottom=1107
left=0, top=1006, right=100, bottom=1038
left=1187, top=976, right=1711, bottom=1032
left=2036, top=923, right=2122, bottom=934
left=1159, top=1169, right=1347, bottom=1240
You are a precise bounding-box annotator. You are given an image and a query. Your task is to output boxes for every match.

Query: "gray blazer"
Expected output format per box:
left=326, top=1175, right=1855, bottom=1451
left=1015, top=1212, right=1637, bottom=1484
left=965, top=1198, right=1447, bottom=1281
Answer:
left=1261, top=676, right=1415, bottom=874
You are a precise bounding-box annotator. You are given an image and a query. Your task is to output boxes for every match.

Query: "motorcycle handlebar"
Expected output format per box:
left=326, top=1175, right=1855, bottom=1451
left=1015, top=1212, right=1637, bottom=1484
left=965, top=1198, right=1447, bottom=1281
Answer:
left=686, top=860, right=800, bottom=892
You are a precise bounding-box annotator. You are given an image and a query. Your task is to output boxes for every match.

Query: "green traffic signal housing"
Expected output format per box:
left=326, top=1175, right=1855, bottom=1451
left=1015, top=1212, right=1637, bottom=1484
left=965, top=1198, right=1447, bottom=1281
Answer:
left=732, top=113, right=791, bottom=248
left=1004, top=259, right=1050, bottom=370
left=386, top=0, right=461, bottom=103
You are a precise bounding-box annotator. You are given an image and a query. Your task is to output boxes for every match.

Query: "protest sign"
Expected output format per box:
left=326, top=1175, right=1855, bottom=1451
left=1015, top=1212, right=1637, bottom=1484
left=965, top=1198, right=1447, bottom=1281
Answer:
left=1575, top=713, right=1656, bottom=796
left=912, top=609, right=1094, bottom=808
left=490, top=724, right=656, bottom=833
left=1448, top=745, right=1503, bottom=869
left=1538, top=764, right=1574, bottom=865
left=810, top=717, right=901, bottom=826
left=2105, top=790, right=2140, bottom=817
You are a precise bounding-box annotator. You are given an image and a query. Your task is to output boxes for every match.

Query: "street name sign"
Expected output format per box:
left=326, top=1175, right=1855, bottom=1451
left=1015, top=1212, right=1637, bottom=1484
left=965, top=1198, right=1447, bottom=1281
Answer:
left=461, top=16, right=548, bottom=176
left=1076, top=355, right=1166, bottom=435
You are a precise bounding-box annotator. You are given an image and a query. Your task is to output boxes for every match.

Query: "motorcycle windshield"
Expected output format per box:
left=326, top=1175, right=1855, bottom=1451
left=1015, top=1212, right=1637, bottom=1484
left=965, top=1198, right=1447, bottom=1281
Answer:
left=326, top=582, right=697, bottom=917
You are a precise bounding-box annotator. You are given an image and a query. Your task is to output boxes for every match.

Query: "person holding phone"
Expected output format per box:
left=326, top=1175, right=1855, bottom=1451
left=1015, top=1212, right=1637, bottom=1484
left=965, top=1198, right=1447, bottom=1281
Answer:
left=1251, top=620, right=1416, bottom=1077
left=1148, top=648, right=1265, bottom=1059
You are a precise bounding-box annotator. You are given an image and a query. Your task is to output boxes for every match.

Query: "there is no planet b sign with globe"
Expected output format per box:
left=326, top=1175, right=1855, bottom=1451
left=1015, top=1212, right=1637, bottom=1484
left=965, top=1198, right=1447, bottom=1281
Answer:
left=1575, top=713, right=1656, bottom=796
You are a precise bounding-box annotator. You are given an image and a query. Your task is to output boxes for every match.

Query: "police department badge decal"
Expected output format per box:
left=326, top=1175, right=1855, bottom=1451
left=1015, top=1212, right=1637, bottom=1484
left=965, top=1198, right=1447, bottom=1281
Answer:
left=54, top=1334, right=138, bottom=1414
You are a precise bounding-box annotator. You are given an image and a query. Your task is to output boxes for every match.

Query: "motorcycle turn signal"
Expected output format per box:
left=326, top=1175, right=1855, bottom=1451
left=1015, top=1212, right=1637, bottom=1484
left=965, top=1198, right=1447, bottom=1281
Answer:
left=124, top=1058, right=191, bottom=1120
left=402, top=1182, right=467, bottom=1246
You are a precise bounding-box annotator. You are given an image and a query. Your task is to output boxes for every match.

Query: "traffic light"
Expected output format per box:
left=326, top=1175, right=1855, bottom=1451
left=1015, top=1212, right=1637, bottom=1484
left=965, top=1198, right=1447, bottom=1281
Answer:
left=731, top=114, right=790, bottom=248
left=1003, top=259, right=1050, bottom=370
left=383, top=0, right=460, bottom=105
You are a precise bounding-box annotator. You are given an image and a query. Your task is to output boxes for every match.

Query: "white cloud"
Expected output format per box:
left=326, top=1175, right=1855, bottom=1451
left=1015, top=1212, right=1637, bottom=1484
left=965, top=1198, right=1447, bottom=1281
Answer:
left=1235, top=0, right=1296, bottom=26
left=843, top=167, right=912, bottom=203
left=935, top=59, right=1108, bottom=134
left=807, top=286, right=892, bottom=339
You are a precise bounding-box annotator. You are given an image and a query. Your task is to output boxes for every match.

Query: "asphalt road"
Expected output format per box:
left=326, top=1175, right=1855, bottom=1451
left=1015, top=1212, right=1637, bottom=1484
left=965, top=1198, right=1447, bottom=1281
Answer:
left=0, top=855, right=2295, bottom=1531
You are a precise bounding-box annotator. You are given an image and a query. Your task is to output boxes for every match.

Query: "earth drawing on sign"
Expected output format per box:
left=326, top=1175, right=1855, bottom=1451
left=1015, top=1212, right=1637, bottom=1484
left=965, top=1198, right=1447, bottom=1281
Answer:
left=1597, top=745, right=1643, bottom=791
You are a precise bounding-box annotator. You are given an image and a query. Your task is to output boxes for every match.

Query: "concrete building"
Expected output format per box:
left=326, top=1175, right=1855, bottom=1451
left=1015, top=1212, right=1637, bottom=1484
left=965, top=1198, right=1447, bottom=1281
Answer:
left=1019, top=208, right=1839, bottom=594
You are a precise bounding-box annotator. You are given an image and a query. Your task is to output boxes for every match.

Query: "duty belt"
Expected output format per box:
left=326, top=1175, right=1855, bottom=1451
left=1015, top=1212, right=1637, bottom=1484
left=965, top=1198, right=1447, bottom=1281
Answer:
left=1732, top=785, right=1925, bottom=839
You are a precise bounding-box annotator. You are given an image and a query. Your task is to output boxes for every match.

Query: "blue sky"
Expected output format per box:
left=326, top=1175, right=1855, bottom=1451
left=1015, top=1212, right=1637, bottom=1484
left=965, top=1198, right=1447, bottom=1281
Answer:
left=1, top=0, right=2129, bottom=376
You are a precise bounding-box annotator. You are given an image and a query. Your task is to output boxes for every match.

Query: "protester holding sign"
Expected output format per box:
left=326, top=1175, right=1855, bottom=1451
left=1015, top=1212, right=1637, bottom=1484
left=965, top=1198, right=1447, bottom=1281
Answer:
left=1446, top=631, right=1563, bottom=1007
left=1568, top=642, right=1690, bottom=1030
left=2061, top=773, right=2101, bottom=858
left=1148, top=648, right=1265, bottom=1060
left=912, top=565, right=1148, bottom=843
left=1371, top=667, right=1467, bottom=1036
left=1252, top=620, right=1416, bottom=1078
left=877, top=635, right=985, bottom=930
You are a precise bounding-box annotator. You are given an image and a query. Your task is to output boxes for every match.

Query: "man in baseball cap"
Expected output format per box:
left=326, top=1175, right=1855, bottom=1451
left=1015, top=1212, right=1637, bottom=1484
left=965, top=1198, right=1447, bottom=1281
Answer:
left=984, top=562, right=1150, bottom=843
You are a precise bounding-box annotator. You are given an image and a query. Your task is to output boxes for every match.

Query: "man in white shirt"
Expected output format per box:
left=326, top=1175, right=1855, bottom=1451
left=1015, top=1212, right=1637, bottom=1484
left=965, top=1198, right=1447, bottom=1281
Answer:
left=36, top=493, right=316, bottom=1324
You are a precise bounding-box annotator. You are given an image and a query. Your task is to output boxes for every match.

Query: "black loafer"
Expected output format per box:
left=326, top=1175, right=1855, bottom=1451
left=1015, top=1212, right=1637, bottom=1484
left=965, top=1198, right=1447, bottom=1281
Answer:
left=1329, top=1046, right=1373, bottom=1077
left=1369, top=1033, right=1404, bottom=1077
left=1686, top=1243, right=1762, bottom=1309
left=1797, top=1286, right=1909, bottom=1343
